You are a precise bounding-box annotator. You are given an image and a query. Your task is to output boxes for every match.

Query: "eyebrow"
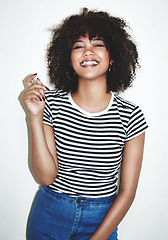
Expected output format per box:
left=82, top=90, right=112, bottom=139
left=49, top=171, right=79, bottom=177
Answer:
left=91, top=38, right=104, bottom=42
left=74, top=38, right=104, bottom=44
left=74, top=40, right=83, bottom=43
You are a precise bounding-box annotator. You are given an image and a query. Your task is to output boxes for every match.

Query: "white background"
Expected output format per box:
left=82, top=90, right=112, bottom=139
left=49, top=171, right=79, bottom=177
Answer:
left=0, top=0, right=167, bottom=239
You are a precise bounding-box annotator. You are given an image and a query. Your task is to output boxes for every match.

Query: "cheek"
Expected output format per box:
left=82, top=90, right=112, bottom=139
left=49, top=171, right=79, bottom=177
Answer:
left=70, top=52, right=74, bottom=64
left=71, top=53, right=82, bottom=74
left=71, top=52, right=78, bottom=68
left=105, top=52, right=111, bottom=67
left=100, top=52, right=110, bottom=67
left=98, top=49, right=110, bottom=60
left=104, top=51, right=110, bottom=60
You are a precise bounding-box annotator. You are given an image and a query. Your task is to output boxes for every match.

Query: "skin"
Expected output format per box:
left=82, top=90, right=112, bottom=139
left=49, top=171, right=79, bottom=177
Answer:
left=71, top=35, right=113, bottom=113
left=22, top=35, right=145, bottom=239
left=22, top=75, right=58, bottom=185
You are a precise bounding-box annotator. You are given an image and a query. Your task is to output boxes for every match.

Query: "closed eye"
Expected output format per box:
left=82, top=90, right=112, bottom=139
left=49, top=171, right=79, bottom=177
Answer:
left=94, top=44, right=105, bottom=48
left=73, top=45, right=84, bottom=50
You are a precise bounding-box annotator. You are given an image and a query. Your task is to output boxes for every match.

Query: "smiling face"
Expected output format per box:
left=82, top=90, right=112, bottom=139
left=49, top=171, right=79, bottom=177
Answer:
left=71, top=35, right=111, bottom=82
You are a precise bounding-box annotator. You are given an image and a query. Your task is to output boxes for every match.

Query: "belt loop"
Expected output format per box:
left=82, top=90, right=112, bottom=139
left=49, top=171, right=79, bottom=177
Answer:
left=76, top=198, right=81, bottom=204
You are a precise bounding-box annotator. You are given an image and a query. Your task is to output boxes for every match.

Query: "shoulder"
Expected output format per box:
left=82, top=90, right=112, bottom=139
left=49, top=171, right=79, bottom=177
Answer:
left=113, top=94, right=147, bottom=125
left=45, top=89, right=69, bottom=101
left=112, top=94, right=148, bottom=141
left=114, top=94, right=136, bottom=109
left=113, top=94, right=138, bottom=115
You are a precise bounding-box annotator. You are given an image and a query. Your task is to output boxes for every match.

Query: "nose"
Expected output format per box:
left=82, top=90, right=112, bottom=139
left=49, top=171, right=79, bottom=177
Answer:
left=83, top=45, right=94, bottom=57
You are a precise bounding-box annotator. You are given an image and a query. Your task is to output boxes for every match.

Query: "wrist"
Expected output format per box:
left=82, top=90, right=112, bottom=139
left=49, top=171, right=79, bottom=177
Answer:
left=29, top=114, right=43, bottom=125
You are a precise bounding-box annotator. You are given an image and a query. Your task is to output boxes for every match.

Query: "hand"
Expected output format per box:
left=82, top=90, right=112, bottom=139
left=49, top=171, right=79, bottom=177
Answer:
left=22, top=73, right=49, bottom=117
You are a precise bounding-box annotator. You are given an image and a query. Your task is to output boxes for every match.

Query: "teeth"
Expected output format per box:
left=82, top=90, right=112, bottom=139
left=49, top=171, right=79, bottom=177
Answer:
left=81, top=61, right=99, bottom=66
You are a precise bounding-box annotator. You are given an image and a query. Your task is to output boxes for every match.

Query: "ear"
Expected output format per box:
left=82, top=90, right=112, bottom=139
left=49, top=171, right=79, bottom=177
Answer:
left=110, top=59, right=113, bottom=65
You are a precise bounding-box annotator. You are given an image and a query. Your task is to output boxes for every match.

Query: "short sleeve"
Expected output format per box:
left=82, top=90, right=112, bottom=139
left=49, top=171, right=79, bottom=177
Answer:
left=126, top=106, right=148, bottom=141
left=43, top=94, right=53, bottom=127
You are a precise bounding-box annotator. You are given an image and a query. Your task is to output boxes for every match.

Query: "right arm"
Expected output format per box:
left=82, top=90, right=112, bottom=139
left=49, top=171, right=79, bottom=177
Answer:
left=22, top=74, right=58, bottom=185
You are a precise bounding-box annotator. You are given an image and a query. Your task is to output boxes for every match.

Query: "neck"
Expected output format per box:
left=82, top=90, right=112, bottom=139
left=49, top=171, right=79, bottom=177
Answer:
left=77, top=75, right=107, bottom=98
left=71, top=76, right=111, bottom=113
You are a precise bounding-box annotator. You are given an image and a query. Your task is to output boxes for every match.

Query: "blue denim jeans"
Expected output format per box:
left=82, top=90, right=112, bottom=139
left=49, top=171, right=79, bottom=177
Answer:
left=27, top=186, right=118, bottom=240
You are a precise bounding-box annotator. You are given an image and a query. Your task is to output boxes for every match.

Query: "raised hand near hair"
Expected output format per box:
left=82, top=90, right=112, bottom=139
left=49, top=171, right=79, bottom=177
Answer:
left=22, top=74, right=49, bottom=117
left=22, top=74, right=57, bottom=186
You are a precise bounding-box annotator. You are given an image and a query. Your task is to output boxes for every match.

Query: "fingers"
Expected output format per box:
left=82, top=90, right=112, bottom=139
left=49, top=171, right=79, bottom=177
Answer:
left=26, top=73, right=49, bottom=91
left=24, top=88, right=45, bottom=102
left=26, top=73, right=38, bottom=88
left=23, top=74, right=44, bottom=102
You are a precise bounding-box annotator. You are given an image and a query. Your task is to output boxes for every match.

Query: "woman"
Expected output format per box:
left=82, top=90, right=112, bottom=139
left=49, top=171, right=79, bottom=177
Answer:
left=23, top=8, right=148, bottom=240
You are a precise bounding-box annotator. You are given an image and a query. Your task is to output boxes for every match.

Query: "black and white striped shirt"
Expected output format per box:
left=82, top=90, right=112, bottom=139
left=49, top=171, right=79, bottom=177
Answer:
left=43, top=89, right=148, bottom=198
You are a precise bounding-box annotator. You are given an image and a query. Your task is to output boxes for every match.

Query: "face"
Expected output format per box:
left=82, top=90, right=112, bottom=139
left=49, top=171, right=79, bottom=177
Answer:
left=71, top=35, right=112, bottom=82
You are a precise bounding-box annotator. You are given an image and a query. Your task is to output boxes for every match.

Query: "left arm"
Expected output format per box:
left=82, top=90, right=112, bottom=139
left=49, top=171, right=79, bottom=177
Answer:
left=89, top=132, right=145, bottom=240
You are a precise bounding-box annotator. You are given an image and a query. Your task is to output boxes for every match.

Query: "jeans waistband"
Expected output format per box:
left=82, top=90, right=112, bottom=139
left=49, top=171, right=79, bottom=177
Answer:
left=41, top=185, right=117, bottom=205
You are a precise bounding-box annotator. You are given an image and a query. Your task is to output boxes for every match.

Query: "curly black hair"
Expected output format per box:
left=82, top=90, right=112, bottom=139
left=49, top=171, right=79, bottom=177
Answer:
left=47, top=8, right=139, bottom=93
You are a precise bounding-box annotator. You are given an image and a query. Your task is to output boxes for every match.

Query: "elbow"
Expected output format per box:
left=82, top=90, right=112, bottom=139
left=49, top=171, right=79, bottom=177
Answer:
left=33, top=170, right=57, bottom=186
left=41, top=182, right=53, bottom=186
left=118, top=188, right=137, bottom=204
left=39, top=177, right=55, bottom=186
left=129, top=191, right=136, bottom=203
left=31, top=162, right=58, bottom=186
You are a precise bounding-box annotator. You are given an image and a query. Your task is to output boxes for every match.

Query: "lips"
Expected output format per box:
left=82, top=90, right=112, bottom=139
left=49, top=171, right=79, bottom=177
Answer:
left=80, top=60, right=99, bottom=67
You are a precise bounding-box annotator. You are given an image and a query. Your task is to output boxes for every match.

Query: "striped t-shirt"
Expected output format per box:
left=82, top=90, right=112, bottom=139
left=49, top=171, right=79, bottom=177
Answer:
left=43, top=89, right=148, bottom=198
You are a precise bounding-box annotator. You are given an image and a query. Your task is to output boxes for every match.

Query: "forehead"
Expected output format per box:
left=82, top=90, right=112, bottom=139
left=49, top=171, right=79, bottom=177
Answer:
left=74, top=34, right=104, bottom=42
